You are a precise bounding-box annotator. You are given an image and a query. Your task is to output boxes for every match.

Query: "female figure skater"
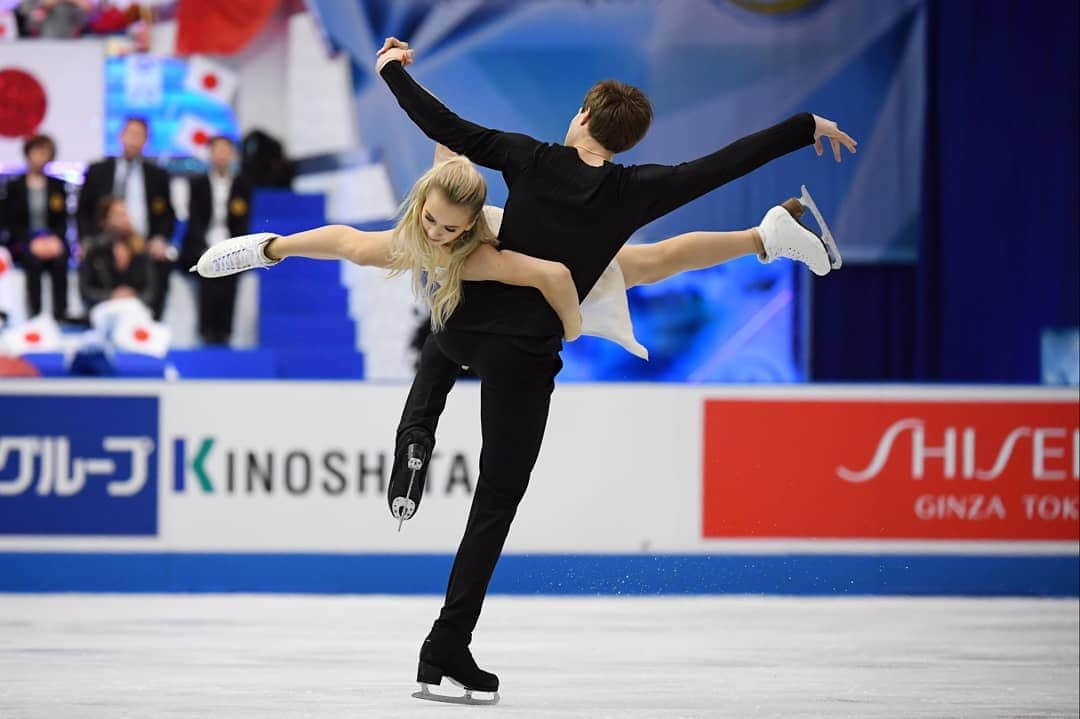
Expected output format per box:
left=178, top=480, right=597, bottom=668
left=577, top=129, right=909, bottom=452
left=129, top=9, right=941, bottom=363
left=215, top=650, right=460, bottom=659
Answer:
left=194, top=155, right=584, bottom=340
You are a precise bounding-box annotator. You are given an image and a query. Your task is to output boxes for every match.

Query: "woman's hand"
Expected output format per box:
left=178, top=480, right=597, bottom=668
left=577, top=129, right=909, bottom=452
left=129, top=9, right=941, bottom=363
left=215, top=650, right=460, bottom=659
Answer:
left=540, top=262, right=582, bottom=342
left=433, top=143, right=458, bottom=165
left=562, top=311, right=583, bottom=342
left=812, top=114, right=857, bottom=162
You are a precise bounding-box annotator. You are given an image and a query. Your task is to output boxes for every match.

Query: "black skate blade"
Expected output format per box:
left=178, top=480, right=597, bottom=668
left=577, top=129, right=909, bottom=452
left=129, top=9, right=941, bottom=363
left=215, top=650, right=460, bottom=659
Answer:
left=413, top=682, right=500, bottom=706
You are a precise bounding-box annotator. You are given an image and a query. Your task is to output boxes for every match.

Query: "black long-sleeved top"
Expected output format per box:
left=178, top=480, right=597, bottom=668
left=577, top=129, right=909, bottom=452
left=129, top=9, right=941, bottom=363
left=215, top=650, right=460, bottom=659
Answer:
left=2, top=175, right=69, bottom=261
left=178, top=173, right=252, bottom=270
left=380, top=60, right=816, bottom=337
left=77, top=157, right=175, bottom=244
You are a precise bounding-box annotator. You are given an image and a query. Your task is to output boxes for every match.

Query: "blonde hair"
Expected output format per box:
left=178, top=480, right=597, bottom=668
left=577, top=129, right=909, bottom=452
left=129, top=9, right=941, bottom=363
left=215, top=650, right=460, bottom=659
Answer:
left=388, top=156, right=497, bottom=329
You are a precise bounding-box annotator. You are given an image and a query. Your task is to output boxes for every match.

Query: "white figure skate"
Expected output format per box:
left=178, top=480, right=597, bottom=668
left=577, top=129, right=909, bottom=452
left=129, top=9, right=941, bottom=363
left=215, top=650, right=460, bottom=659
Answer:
left=190, top=232, right=280, bottom=278
left=757, top=185, right=842, bottom=276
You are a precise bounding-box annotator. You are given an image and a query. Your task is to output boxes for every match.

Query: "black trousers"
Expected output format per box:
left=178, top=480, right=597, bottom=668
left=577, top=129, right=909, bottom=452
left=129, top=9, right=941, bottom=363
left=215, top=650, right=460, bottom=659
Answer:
left=397, top=331, right=562, bottom=643
left=20, top=250, right=69, bottom=319
left=148, top=259, right=172, bottom=321
left=198, top=274, right=239, bottom=344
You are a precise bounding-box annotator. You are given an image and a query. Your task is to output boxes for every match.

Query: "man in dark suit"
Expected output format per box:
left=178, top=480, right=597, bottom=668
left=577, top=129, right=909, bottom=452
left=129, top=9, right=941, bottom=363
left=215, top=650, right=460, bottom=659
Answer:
left=3, top=134, right=70, bottom=320
left=180, top=136, right=251, bottom=345
left=77, top=116, right=176, bottom=320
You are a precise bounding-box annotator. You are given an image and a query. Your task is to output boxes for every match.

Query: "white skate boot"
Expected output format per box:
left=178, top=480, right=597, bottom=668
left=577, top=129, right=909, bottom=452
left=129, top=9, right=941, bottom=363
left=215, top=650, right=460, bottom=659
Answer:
left=757, top=185, right=841, bottom=276
left=190, top=232, right=281, bottom=278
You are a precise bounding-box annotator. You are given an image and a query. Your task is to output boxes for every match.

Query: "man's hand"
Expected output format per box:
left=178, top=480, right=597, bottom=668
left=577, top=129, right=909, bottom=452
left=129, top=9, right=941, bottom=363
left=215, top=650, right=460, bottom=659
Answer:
left=377, top=37, right=408, bottom=54
left=812, top=114, right=857, bottom=162
left=110, top=286, right=137, bottom=299
left=29, top=235, right=64, bottom=260
left=376, top=36, right=414, bottom=74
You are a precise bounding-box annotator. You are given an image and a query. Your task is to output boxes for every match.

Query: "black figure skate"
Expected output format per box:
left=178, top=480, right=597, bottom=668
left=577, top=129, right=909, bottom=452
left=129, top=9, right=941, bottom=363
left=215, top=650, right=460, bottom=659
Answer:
left=412, top=629, right=500, bottom=705
left=388, top=437, right=430, bottom=531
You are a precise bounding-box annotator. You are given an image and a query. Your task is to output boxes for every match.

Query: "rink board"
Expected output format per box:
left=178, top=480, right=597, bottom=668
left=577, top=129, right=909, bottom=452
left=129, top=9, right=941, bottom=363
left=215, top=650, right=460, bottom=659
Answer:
left=1, top=381, right=1077, bottom=595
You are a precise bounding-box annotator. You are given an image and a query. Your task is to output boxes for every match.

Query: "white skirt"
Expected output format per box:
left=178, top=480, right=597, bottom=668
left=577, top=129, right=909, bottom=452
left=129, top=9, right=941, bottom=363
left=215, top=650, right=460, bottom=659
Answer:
left=482, top=205, right=648, bottom=359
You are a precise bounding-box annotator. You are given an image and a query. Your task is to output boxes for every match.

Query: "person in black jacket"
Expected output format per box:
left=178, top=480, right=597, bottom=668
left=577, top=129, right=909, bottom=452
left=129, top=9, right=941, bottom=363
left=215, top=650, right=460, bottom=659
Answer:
left=2, top=134, right=70, bottom=320
left=78, top=196, right=156, bottom=313
left=77, top=117, right=175, bottom=320
left=180, top=136, right=251, bottom=345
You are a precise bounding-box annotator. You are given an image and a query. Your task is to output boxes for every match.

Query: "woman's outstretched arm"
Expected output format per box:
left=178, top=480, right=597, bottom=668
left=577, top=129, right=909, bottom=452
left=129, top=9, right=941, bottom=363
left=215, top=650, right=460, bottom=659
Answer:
left=264, top=226, right=394, bottom=268
left=462, top=244, right=582, bottom=340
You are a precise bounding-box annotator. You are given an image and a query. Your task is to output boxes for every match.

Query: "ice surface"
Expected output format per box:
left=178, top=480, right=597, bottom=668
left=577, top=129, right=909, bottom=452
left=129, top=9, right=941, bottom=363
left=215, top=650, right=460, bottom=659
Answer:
left=0, top=595, right=1076, bottom=718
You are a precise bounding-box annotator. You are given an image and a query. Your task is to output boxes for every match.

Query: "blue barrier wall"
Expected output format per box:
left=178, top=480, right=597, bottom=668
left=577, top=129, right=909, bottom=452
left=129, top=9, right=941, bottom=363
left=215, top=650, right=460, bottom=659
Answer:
left=1, top=552, right=1076, bottom=597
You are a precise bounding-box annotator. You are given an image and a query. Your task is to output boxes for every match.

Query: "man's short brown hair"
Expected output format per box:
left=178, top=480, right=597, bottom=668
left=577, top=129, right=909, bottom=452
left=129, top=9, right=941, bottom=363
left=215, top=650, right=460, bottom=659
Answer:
left=581, top=80, right=653, bottom=154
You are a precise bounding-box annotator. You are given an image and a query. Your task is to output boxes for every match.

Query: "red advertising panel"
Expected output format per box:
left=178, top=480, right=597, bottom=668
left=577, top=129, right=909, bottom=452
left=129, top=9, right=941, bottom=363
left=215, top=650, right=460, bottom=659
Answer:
left=703, top=399, right=1079, bottom=539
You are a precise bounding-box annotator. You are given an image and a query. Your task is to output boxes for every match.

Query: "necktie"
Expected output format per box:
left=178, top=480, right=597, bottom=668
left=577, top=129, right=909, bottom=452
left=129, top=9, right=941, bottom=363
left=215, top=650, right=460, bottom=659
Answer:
left=115, top=160, right=128, bottom=200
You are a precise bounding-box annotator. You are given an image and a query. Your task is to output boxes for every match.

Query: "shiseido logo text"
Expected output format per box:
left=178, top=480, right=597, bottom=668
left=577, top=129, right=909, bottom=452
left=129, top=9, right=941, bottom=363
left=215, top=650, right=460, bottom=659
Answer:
left=837, top=420, right=1080, bottom=483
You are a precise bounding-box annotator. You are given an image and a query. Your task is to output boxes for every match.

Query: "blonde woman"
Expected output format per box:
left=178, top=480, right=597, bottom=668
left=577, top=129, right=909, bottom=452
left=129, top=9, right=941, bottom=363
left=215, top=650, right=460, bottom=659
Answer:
left=195, top=155, right=584, bottom=340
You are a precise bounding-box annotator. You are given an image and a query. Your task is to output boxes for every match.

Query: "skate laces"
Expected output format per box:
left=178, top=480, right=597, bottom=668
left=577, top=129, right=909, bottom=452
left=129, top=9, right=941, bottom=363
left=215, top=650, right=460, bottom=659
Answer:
left=211, top=243, right=263, bottom=273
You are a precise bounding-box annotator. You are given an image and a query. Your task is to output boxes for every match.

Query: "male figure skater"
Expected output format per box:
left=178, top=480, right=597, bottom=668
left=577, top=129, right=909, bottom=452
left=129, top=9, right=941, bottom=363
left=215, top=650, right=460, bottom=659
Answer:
left=376, top=39, right=855, bottom=704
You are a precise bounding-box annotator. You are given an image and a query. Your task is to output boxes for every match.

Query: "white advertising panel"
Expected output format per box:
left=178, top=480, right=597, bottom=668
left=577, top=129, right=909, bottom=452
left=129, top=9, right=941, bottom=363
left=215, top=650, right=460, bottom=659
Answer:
left=0, top=382, right=1076, bottom=557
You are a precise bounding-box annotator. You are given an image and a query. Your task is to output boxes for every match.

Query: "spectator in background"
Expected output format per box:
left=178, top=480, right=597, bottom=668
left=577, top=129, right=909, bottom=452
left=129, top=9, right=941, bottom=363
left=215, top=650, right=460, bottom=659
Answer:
left=180, top=136, right=251, bottom=345
left=78, top=196, right=155, bottom=313
left=17, top=0, right=94, bottom=38
left=2, top=134, right=70, bottom=321
left=78, top=116, right=174, bottom=320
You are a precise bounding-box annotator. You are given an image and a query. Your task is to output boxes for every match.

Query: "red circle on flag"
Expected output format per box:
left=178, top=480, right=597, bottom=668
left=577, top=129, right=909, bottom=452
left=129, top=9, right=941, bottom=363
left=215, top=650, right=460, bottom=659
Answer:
left=192, top=130, right=209, bottom=146
left=0, top=69, right=48, bottom=139
left=201, top=73, right=219, bottom=90
left=24, top=331, right=41, bottom=344
left=0, top=24, right=7, bottom=38
left=0, top=256, right=8, bottom=275
left=134, top=327, right=150, bottom=342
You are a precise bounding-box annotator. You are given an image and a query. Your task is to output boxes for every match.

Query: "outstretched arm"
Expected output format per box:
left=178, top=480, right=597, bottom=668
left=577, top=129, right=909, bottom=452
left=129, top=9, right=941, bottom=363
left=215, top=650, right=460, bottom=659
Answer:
left=463, top=244, right=582, bottom=341
left=376, top=43, right=538, bottom=175
left=258, top=221, right=582, bottom=339
left=628, top=113, right=856, bottom=227
left=264, top=226, right=394, bottom=268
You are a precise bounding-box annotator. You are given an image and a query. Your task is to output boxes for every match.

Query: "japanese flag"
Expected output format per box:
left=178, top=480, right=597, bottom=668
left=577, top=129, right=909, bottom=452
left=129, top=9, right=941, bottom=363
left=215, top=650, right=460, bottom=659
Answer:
left=174, top=113, right=217, bottom=161
left=114, top=317, right=171, bottom=358
left=184, top=55, right=237, bottom=104
left=0, top=314, right=63, bottom=356
left=0, top=11, right=17, bottom=42
left=0, top=42, right=104, bottom=165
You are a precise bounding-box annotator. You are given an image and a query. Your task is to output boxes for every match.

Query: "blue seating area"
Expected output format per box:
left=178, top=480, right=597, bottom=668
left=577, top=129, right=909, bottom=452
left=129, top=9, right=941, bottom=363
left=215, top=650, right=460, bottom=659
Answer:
left=251, top=191, right=364, bottom=379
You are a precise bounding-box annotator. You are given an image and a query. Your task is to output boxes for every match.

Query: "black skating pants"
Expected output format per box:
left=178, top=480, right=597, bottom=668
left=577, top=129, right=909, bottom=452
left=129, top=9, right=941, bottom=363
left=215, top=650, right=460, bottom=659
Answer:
left=396, top=330, right=562, bottom=643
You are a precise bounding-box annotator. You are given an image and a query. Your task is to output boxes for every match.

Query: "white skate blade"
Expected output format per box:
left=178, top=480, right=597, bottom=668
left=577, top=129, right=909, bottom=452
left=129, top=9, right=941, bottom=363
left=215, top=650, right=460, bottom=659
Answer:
left=799, top=185, right=842, bottom=269
left=413, top=682, right=500, bottom=706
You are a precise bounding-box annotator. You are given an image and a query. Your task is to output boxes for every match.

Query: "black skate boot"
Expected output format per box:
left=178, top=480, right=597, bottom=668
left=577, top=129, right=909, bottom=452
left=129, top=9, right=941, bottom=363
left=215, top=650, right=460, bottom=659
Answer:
left=413, top=628, right=500, bottom=705
left=387, top=431, right=432, bottom=530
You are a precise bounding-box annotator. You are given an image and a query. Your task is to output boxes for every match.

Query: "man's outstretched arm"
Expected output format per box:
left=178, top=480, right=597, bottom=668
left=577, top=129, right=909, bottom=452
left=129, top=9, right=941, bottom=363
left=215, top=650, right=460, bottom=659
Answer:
left=377, top=44, right=538, bottom=174
left=628, top=113, right=856, bottom=227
